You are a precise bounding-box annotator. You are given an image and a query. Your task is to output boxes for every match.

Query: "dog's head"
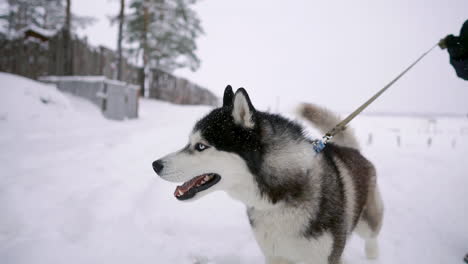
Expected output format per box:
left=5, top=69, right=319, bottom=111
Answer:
left=153, top=86, right=262, bottom=201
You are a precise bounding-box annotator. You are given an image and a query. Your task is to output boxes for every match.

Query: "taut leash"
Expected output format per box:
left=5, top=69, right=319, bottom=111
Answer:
left=313, top=43, right=439, bottom=153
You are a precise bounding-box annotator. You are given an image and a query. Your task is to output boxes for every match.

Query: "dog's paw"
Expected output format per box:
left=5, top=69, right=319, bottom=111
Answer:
left=365, top=238, right=379, bottom=259
left=191, top=255, right=212, bottom=264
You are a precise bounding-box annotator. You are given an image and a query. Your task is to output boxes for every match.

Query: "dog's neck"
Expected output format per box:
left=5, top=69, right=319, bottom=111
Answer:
left=225, top=148, right=321, bottom=211
left=224, top=172, right=277, bottom=210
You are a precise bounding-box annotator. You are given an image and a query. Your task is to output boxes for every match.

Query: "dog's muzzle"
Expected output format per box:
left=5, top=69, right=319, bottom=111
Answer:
left=151, top=159, right=221, bottom=201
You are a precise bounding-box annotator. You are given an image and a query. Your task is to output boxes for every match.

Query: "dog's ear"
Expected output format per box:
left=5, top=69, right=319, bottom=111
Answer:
left=223, top=85, right=234, bottom=107
left=232, top=88, right=255, bottom=128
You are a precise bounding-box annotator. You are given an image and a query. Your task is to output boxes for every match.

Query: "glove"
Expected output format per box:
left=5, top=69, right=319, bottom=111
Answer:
left=439, top=35, right=457, bottom=50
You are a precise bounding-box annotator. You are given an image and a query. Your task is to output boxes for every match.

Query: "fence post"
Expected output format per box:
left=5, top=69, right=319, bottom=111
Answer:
left=367, top=133, right=373, bottom=146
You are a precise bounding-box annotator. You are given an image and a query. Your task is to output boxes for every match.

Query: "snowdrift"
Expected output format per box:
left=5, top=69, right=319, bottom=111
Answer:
left=0, top=72, right=72, bottom=122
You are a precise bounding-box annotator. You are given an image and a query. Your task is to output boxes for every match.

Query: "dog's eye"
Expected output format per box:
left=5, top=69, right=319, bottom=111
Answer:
left=195, top=143, right=209, bottom=152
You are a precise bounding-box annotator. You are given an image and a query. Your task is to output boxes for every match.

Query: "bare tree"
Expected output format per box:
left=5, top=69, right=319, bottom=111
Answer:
left=117, top=0, right=125, bottom=81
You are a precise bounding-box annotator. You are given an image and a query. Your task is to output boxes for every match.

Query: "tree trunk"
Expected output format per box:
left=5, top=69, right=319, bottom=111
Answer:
left=17, top=2, right=27, bottom=31
left=65, top=0, right=71, bottom=31
left=43, top=11, right=48, bottom=29
left=117, top=0, right=125, bottom=81
left=63, top=0, right=73, bottom=75
left=7, top=0, right=14, bottom=35
left=142, top=0, right=149, bottom=97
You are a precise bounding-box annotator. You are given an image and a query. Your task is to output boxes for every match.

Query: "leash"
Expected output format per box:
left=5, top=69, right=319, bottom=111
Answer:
left=313, top=43, right=439, bottom=153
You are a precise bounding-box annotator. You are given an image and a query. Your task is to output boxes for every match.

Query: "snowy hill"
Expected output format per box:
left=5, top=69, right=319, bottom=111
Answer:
left=0, top=73, right=467, bottom=264
left=0, top=72, right=72, bottom=122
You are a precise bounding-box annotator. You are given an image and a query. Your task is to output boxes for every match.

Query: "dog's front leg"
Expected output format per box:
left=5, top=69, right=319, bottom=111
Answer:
left=303, top=258, right=343, bottom=264
left=266, top=256, right=294, bottom=264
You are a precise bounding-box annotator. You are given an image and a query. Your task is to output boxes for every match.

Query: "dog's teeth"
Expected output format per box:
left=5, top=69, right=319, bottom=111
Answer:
left=204, top=176, right=210, bottom=180
left=178, top=190, right=183, bottom=196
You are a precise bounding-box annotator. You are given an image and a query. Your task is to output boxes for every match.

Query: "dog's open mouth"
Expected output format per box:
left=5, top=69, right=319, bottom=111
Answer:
left=174, top=173, right=221, bottom=200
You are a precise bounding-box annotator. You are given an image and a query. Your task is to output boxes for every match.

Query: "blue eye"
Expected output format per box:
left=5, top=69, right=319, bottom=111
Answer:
left=195, top=143, right=209, bottom=152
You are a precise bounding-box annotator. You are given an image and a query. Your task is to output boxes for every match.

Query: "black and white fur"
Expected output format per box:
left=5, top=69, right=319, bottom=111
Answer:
left=153, top=86, right=384, bottom=264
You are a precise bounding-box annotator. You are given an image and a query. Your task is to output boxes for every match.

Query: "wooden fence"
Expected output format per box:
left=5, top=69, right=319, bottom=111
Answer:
left=148, top=68, right=218, bottom=106
left=0, top=34, right=49, bottom=79
left=0, top=29, right=218, bottom=106
left=0, top=30, right=143, bottom=85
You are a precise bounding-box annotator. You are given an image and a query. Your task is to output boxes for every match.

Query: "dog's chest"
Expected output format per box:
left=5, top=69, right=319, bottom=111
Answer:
left=248, top=207, right=333, bottom=261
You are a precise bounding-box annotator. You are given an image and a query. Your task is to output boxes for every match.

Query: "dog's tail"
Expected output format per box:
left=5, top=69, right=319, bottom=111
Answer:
left=297, top=103, right=360, bottom=149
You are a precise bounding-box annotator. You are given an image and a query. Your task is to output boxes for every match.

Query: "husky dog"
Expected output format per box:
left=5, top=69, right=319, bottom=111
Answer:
left=153, top=86, right=383, bottom=264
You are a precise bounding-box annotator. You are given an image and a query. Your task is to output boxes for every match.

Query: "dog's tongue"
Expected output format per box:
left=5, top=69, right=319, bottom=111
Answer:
left=174, top=175, right=206, bottom=196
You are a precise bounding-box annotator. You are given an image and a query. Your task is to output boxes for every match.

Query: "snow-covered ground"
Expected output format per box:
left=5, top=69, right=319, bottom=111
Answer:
left=0, top=72, right=467, bottom=264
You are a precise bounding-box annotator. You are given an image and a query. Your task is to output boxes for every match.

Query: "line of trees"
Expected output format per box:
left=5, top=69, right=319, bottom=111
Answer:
left=0, top=0, right=95, bottom=33
left=0, top=0, right=204, bottom=96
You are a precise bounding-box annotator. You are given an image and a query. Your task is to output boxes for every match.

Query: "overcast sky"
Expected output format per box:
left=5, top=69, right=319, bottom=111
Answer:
left=75, top=0, right=468, bottom=114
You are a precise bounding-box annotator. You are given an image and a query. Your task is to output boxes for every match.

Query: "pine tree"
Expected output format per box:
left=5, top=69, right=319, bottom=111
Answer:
left=40, top=0, right=66, bottom=31
left=0, top=0, right=95, bottom=36
left=0, top=0, right=42, bottom=33
left=125, top=0, right=203, bottom=72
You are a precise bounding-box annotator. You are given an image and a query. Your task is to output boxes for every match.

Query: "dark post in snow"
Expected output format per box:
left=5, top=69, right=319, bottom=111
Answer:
left=117, top=0, right=125, bottom=81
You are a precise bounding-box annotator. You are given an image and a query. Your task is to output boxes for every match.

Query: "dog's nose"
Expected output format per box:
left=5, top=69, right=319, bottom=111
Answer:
left=152, top=160, right=164, bottom=174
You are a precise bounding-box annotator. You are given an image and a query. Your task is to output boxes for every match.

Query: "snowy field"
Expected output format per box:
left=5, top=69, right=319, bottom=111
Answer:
left=1, top=72, right=467, bottom=264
